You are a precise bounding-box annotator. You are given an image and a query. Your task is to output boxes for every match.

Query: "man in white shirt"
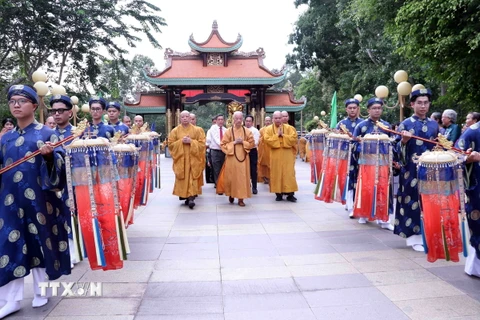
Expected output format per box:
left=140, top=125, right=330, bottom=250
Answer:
left=245, top=115, right=260, bottom=194
left=206, top=114, right=227, bottom=187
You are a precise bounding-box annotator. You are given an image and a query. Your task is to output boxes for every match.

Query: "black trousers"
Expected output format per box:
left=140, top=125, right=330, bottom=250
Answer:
left=249, top=148, right=258, bottom=190
left=205, top=151, right=214, bottom=184
left=210, top=149, right=225, bottom=185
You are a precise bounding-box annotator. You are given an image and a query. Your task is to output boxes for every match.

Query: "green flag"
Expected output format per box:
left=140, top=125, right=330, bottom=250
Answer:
left=330, top=91, right=337, bottom=128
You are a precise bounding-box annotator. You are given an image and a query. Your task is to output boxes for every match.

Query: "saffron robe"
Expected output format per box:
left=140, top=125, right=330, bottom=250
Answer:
left=263, top=124, right=299, bottom=194
left=257, top=126, right=271, bottom=182
left=168, top=124, right=205, bottom=198
left=298, top=137, right=307, bottom=160
left=195, top=126, right=206, bottom=195
left=220, top=126, right=255, bottom=199
left=0, top=121, right=71, bottom=287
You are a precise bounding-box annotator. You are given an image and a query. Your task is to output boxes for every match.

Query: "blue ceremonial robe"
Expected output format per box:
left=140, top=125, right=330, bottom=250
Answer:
left=0, top=121, right=71, bottom=287
left=110, top=121, right=129, bottom=135
left=85, top=122, right=115, bottom=139
left=353, top=118, right=392, bottom=147
left=353, top=118, right=396, bottom=214
left=456, top=123, right=480, bottom=258
left=394, top=115, right=438, bottom=238
left=338, top=117, right=363, bottom=190
left=55, top=124, right=76, bottom=240
left=337, top=117, right=363, bottom=135
left=55, top=123, right=75, bottom=141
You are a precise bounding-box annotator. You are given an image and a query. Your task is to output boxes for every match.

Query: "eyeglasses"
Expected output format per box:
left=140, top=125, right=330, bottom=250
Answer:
left=90, top=108, right=103, bottom=112
left=8, top=98, right=32, bottom=106
left=49, top=109, right=69, bottom=115
left=414, top=101, right=430, bottom=106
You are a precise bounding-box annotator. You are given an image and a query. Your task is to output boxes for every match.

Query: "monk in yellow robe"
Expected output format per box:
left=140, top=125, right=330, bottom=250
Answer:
left=305, top=139, right=310, bottom=162
left=264, top=111, right=299, bottom=202
left=298, top=136, right=307, bottom=161
left=190, top=113, right=206, bottom=195
left=220, top=111, right=255, bottom=206
left=257, top=116, right=272, bottom=184
left=281, top=110, right=298, bottom=157
left=168, top=110, right=205, bottom=209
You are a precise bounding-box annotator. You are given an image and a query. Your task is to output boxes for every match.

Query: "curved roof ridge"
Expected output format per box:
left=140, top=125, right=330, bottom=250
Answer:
left=189, top=20, right=242, bottom=51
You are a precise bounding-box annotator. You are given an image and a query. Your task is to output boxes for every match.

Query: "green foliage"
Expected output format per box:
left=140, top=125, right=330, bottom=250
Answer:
left=184, top=102, right=226, bottom=132
left=305, top=119, right=318, bottom=132
left=288, top=0, right=480, bottom=125
left=98, top=55, right=156, bottom=99
left=391, top=0, right=480, bottom=112
left=0, top=0, right=166, bottom=90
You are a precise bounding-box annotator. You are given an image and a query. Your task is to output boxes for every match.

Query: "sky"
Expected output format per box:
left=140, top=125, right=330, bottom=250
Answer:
left=126, top=0, right=307, bottom=70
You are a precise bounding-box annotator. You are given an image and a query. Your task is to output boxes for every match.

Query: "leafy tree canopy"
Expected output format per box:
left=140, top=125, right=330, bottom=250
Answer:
left=287, top=0, right=480, bottom=124
left=0, top=0, right=166, bottom=91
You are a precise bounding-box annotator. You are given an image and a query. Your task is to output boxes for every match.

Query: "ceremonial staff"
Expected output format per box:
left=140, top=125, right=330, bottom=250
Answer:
left=0, top=119, right=88, bottom=175
left=375, top=121, right=467, bottom=154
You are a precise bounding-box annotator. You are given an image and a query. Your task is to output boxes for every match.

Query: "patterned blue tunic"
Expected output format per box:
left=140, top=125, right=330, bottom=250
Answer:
left=110, top=121, right=129, bottom=135
left=337, top=117, right=363, bottom=135
left=394, top=115, right=439, bottom=238
left=337, top=117, right=363, bottom=190
left=55, top=124, right=76, bottom=240
left=85, top=122, right=115, bottom=139
left=456, top=123, right=480, bottom=258
left=0, top=121, right=71, bottom=286
left=353, top=118, right=395, bottom=213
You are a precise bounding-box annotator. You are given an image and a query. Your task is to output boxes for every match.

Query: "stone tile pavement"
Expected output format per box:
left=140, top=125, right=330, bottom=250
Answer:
left=8, top=155, right=480, bottom=319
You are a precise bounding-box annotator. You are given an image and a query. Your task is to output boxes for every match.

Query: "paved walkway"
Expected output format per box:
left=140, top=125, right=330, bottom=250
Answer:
left=12, top=155, right=480, bottom=319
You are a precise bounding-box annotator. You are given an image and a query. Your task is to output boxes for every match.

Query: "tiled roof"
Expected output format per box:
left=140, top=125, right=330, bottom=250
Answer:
left=188, top=20, right=242, bottom=52
left=265, top=91, right=307, bottom=112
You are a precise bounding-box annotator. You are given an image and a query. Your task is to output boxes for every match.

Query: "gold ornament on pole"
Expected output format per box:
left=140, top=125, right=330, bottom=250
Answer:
left=32, top=70, right=49, bottom=123
left=375, top=70, right=413, bottom=121
left=411, top=84, right=425, bottom=92
left=393, top=70, right=408, bottom=83
left=375, top=86, right=389, bottom=99
left=70, top=96, right=82, bottom=126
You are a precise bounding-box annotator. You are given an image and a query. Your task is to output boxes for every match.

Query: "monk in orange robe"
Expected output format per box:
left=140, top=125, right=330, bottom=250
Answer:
left=257, top=116, right=272, bottom=184
left=220, top=111, right=255, bottom=206
left=190, top=113, right=206, bottom=195
left=168, top=110, right=205, bottom=209
left=264, top=111, right=299, bottom=202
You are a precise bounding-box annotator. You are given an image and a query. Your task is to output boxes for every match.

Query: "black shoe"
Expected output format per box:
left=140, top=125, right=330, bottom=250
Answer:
left=286, top=195, right=297, bottom=202
left=252, top=189, right=258, bottom=194
left=229, top=196, right=234, bottom=204
left=275, top=193, right=283, bottom=201
left=185, top=199, right=190, bottom=205
left=188, top=197, right=195, bottom=209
